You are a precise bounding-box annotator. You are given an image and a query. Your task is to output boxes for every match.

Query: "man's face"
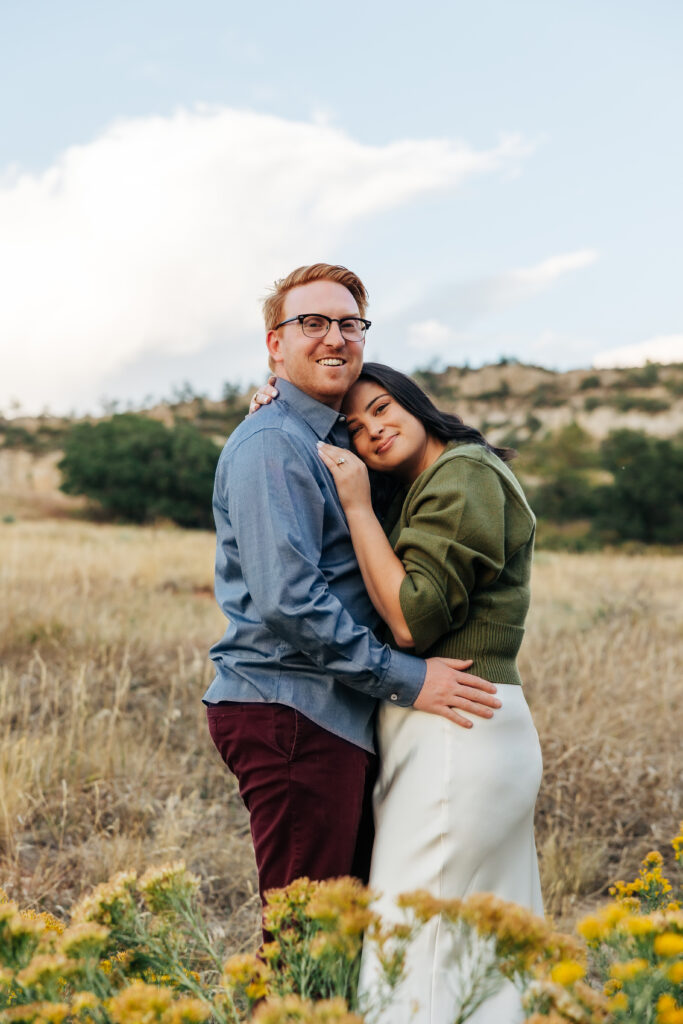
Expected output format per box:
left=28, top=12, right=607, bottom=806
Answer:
left=266, top=280, right=365, bottom=410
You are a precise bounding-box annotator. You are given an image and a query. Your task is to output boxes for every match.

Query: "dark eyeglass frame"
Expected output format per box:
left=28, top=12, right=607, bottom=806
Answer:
left=274, top=313, right=371, bottom=340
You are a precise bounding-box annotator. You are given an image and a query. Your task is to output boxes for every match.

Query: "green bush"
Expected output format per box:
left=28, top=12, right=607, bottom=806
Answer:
left=529, top=470, right=600, bottom=523
left=611, top=394, right=670, bottom=414
left=59, top=414, right=221, bottom=528
left=595, top=430, right=683, bottom=543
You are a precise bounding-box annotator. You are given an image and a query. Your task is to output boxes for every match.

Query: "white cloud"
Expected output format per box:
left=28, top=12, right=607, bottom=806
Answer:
left=406, top=319, right=457, bottom=352
left=593, top=334, right=683, bottom=368
left=393, top=249, right=599, bottom=328
left=0, top=107, right=531, bottom=413
left=505, top=249, right=598, bottom=295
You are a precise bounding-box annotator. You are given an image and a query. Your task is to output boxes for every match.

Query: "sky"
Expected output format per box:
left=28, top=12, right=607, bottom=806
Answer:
left=1, top=0, right=682, bottom=415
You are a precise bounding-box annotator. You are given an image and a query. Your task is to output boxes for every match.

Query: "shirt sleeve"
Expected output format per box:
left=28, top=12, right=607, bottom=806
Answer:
left=219, top=428, right=426, bottom=705
left=394, top=456, right=507, bottom=655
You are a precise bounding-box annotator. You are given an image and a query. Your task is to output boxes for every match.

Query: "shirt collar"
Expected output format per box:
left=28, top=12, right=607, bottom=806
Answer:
left=274, top=377, right=347, bottom=439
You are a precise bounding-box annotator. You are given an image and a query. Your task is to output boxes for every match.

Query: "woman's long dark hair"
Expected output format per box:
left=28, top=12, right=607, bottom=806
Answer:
left=353, top=362, right=516, bottom=516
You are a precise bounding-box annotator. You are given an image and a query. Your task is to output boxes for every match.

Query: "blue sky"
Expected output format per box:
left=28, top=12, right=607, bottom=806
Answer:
left=1, top=0, right=681, bottom=414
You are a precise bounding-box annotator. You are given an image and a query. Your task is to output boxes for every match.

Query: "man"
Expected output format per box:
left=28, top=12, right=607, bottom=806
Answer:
left=204, top=263, right=499, bottom=903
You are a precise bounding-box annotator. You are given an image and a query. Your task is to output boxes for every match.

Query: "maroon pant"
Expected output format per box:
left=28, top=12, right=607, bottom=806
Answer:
left=207, top=702, right=376, bottom=904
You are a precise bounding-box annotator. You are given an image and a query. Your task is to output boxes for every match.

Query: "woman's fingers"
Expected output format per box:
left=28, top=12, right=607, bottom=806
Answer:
left=248, top=381, right=279, bottom=415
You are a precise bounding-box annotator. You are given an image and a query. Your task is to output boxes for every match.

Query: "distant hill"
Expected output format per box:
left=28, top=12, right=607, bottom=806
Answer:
left=1, top=360, right=682, bottom=522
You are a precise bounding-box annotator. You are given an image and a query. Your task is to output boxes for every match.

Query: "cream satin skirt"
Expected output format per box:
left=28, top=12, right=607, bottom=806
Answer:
left=359, top=685, right=544, bottom=1024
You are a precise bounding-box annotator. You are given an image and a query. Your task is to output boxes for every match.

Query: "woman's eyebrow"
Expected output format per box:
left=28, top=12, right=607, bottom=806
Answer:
left=363, top=393, right=391, bottom=412
left=346, top=393, right=391, bottom=426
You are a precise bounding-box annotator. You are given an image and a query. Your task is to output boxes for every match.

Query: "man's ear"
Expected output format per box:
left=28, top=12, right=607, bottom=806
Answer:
left=266, top=329, right=285, bottom=367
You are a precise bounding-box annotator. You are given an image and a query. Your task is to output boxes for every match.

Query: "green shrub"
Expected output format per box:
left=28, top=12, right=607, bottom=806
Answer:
left=579, top=374, right=601, bottom=391
left=530, top=470, right=600, bottom=523
left=529, top=383, right=565, bottom=408
left=473, top=380, right=510, bottom=402
left=611, top=394, right=670, bottom=414
left=595, top=430, right=683, bottom=543
left=59, top=414, right=221, bottom=528
left=622, top=362, right=660, bottom=387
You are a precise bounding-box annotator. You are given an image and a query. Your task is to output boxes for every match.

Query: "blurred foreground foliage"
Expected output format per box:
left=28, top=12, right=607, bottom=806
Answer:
left=1, top=827, right=682, bottom=1023
left=58, top=415, right=221, bottom=528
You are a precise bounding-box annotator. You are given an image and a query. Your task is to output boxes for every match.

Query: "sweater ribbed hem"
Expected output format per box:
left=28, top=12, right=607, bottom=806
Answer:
left=424, top=619, right=525, bottom=686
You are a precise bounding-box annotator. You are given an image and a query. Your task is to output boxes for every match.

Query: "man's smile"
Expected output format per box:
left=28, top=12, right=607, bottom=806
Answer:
left=317, top=357, right=346, bottom=366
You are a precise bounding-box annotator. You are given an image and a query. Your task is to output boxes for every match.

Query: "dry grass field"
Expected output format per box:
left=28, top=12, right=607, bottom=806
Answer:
left=0, top=520, right=681, bottom=948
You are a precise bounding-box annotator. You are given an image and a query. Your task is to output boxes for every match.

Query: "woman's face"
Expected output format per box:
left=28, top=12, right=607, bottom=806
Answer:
left=343, top=379, right=443, bottom=481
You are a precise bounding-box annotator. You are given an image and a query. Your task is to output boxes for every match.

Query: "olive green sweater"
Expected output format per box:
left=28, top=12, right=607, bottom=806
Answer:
left=382, top=442, right=535, bottom=685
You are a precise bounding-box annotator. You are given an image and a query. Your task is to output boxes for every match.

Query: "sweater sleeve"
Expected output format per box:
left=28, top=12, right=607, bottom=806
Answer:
left=394, top=455, right=508, bottom=655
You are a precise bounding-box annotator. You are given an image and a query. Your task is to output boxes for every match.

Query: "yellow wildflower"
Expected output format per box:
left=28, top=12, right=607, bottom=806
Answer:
left=655, top=932, right=683, bottom=958
left=550, top=959, right=586, bottom=986
left=70, top=991, right=99, bottom=1013
left=610, top=958, right=649, bottom=980
left=252, top=995, right=363, bottom=1023
left=58, top=922, right=110, bottom=959
left=222, top=953, right=271, bottom=1001
left=163, top=996, right=211, bottom=1024
left=16, top=954, right=70, bottom=989
left=107, top=979, right=175, bottom=1023
left=396, top=890, right=452, bottom=923
left=138, top=862, right=200, bottom=914
left=18, top=910, right=64, bottom=937
left=672, top=823, right=683, bottom=864
left=260, top=941, right=282, bottom=964
left=622, top=914, right=656, bottom=936
left=71, top=871, right=137, bottom=927
left=608, top=991, right=629, bottom=1012
left=657, top=993, right=683, bottom=1024
left=669, top=962, right=683, bottom=984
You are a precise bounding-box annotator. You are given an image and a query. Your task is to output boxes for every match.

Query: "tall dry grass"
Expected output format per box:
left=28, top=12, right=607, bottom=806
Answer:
left=0, top=521, right=681, bottom=942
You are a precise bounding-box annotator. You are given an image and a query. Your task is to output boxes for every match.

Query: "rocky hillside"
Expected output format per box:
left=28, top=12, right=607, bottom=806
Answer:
left=1, top=360, right=682, bottom=517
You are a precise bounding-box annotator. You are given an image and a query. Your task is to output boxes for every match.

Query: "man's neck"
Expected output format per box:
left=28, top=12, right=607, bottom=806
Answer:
left=276, top=375, right=343, bottom=411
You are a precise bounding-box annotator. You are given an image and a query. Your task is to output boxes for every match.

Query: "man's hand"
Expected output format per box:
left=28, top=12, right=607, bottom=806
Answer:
left=414, top=658, right=501, bottom=728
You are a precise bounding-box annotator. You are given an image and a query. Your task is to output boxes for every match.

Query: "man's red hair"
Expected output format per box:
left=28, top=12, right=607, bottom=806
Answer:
left=262, top=263, right=369, bottom=330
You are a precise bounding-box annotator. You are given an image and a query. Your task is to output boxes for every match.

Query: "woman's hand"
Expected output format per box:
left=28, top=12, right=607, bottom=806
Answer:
left=316, top=441, right=372, bottom=515
left=248, top=375, right=278, bottom=415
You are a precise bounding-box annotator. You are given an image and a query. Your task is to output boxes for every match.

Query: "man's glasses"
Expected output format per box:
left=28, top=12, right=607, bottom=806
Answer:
left=275, top=314, right=371, bottom=342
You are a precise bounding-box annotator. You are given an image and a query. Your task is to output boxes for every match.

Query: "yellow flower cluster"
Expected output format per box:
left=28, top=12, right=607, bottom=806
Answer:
left=106, top=979, right=209, bottom=1024
left=657, top=993, right=683, bottom=1024
left=262, top=878, right=318, bottom=937
left=222, top=952, right=272, bottom=1002
left=523, top=976, right=610, bottom=1023
left=71, top=871, right=137, bottom=927
left=610, top=849, right=674, bottom=910
left=672, top=823, right=683, bottom=867
left=57, top=922, right=110, bottom=961
left=138, top=863, right=200, bottom=915
left=251, top=994, right=363, bottom=1023
left=0, top=998, right=71, bottom=1023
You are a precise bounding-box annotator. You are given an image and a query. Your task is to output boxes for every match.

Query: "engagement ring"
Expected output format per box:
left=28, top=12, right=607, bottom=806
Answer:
left=336, top=457, right=346, bottom=465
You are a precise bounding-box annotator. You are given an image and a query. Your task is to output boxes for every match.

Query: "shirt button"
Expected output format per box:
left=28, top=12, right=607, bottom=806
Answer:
left=390, top=693, right=398, bottom=701
left=338, top=414, right=347, bottom=423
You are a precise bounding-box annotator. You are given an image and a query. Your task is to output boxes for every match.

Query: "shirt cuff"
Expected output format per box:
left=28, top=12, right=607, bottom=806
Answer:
left=379, top=648, right=426, bottom=706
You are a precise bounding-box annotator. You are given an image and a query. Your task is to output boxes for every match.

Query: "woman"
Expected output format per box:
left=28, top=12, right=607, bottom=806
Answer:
left=253, top=364, right=543, bottom=1024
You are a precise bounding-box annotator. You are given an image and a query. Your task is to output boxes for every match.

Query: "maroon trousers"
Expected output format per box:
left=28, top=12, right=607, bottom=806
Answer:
left=207, top=702, right=376, bottom=903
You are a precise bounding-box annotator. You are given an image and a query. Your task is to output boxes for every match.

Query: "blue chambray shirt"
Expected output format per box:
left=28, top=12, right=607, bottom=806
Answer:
left=203, top=378, right=426, bottom=752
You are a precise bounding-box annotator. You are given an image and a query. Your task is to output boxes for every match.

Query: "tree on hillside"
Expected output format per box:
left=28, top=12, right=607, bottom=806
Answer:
left=59, top=414, right=221, bottom=528
left=596, top=430, right=683, bottom=544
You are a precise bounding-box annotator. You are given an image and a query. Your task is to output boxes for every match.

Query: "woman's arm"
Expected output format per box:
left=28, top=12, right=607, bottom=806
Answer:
left=317, top=441, right=415, bottom=647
